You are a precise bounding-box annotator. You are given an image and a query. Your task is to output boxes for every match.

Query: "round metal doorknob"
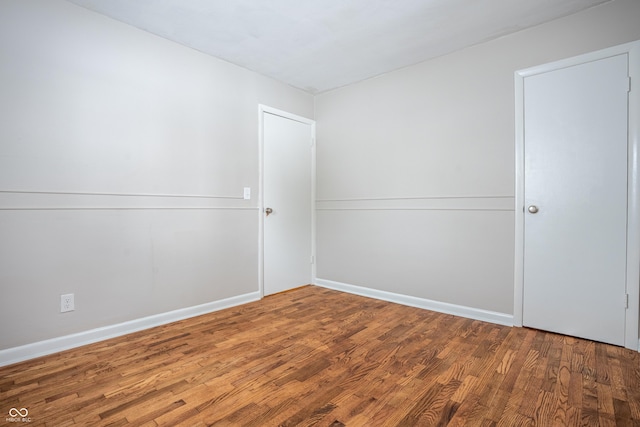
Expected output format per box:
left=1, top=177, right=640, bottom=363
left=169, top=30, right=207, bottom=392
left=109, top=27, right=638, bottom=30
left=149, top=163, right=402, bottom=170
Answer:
left=265, top=207, right=273, bottom=216
left=528, top=205, right=539, bottom=214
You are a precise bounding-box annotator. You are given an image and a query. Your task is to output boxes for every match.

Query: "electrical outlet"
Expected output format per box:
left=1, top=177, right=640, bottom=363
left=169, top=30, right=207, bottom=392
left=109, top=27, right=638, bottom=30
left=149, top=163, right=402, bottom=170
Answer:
left=61, top=293, right=74, bottom=313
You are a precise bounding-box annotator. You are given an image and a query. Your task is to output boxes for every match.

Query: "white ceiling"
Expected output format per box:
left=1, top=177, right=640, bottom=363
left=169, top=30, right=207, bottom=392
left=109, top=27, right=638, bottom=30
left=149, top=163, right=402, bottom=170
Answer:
left=66, top=0, right=610, bottom=94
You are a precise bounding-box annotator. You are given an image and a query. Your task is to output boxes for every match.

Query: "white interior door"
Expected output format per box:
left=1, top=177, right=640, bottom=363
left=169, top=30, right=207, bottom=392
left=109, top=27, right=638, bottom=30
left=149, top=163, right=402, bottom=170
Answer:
left=262, top=109, right=314, bottom=296
left=522, top=54, right=629, bottom=346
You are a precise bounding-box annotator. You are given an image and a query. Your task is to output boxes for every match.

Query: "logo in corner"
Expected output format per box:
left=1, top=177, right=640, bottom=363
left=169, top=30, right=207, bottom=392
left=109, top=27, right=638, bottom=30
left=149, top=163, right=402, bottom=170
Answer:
left=8, top=409, right=28, bottom=418
left=7, top=408, right=31, bottom=423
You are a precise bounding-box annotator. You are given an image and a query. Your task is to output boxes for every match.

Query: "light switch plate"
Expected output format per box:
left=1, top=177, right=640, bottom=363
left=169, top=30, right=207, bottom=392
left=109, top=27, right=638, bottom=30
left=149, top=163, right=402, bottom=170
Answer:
left=243, top=187, right=251, bottom=200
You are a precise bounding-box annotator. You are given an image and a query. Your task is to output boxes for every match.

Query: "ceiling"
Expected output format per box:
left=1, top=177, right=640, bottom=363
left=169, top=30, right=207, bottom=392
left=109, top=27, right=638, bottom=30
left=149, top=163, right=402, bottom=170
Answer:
left=66, top=0, right=610, bottom=94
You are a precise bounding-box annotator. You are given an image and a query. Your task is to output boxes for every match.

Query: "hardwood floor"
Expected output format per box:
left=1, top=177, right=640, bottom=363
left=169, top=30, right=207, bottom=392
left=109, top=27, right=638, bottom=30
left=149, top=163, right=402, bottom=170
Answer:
left=1, top=286, right=639, bottom=426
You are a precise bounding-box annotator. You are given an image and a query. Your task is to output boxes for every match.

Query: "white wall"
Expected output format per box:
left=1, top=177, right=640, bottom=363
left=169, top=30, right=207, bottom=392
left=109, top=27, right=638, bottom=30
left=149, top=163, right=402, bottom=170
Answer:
left=3, top=0, right=640, bottom=355
left=0, top=0, right=313, bottom=350
left=315, top=0, right=640, bottom=317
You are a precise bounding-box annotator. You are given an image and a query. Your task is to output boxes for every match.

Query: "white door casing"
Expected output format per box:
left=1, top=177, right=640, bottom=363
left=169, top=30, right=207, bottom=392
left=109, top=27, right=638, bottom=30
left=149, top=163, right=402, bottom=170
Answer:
left=259, top=106, right=315, bottom=296
left=514, top=40, right=640, bottom=350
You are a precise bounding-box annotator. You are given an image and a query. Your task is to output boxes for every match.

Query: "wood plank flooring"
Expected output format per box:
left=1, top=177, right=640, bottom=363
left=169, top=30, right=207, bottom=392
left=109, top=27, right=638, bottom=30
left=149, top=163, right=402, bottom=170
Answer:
left=1, top=286, right=639, bottom=426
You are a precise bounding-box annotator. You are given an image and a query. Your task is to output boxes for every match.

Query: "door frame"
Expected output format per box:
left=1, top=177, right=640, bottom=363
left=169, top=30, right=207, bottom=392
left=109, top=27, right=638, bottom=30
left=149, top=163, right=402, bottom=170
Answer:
left=514, top=40, right=640, bottom=350
left=258, top=105, right=316, bottom=297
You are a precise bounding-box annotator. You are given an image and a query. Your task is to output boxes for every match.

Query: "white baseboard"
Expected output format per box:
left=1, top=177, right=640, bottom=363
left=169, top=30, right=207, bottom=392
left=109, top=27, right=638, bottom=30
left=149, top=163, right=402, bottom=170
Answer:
left=0, top=291, right=261, bottom=367
left=314, top=278, right=513, bottom=327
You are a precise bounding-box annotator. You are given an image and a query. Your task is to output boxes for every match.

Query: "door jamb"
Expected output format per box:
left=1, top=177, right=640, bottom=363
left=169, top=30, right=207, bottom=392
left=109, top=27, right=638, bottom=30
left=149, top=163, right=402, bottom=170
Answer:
left=258, top=105, right=316, bottom=298
left=514, top=40, right=640, bottom=350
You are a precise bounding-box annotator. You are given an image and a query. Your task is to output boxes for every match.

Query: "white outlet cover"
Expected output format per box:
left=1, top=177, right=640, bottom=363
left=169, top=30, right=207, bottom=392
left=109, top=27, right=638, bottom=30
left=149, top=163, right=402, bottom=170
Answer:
left=61, top=293, right=74, bottom=313
left=243, top=187, right=251, bottom=200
